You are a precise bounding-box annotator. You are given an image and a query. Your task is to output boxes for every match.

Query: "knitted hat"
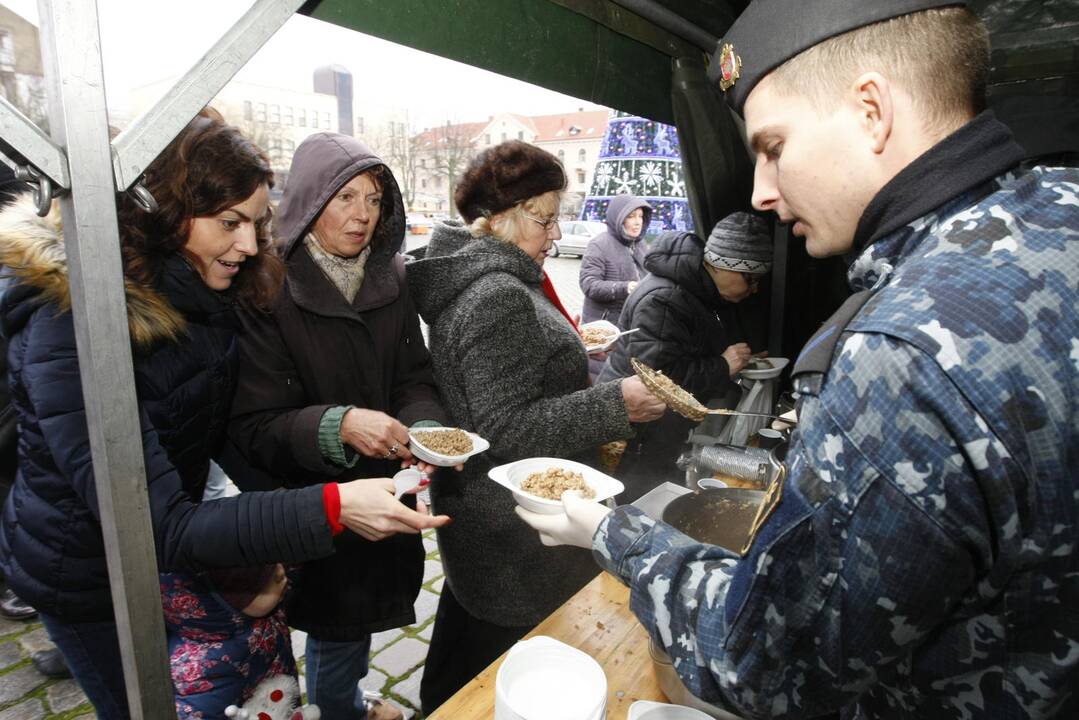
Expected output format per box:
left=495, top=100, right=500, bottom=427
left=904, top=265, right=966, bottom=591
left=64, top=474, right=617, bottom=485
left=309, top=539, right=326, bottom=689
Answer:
left=455, top=140, right=566, bottom=224
left=703, top=212, right=773, bottom=273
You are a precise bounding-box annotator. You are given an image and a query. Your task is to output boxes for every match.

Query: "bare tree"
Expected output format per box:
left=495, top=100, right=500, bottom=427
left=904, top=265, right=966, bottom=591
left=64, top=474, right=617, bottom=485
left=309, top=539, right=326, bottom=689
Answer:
left=428, top=121, right=477, bottom=219
left=376, top=122, right=421, bottom=210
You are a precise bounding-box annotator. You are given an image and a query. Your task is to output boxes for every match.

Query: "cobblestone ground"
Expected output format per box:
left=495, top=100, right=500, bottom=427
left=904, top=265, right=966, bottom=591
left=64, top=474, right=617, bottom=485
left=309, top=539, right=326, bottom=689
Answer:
left=0, top=249, right=584, bottom=719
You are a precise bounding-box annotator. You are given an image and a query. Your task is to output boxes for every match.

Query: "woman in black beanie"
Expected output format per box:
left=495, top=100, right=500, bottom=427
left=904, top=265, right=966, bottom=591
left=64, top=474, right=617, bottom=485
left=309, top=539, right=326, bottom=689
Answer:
left=406, top=141, right=666, bottom=713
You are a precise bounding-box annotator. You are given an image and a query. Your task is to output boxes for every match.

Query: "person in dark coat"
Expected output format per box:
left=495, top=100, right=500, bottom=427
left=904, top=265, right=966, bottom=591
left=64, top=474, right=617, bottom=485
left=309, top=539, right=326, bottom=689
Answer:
left=228, top=132, right=448, bottom=720
left=406, top=141, right=667, bottom=715
left=579, top=195, right=652, bottom=377
left=598, top=212, right=772, bottom=501
left=0, top=110, right=437, bottom=720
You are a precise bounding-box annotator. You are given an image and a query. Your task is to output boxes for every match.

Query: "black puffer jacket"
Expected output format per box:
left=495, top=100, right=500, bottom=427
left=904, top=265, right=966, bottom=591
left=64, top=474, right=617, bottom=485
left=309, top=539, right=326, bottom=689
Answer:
left=598, top=232, right=741, bottom=500
left=229, top=134, right=445, bottom=640
left=0, top=196, right=334, bottom=622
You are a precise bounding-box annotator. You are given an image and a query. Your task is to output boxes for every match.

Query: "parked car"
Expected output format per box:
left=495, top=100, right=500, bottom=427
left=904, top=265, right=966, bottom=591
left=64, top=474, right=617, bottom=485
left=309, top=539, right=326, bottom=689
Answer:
left=407, top=214, right=434, bottom=235
left=552, top=220, right=606, bottom=257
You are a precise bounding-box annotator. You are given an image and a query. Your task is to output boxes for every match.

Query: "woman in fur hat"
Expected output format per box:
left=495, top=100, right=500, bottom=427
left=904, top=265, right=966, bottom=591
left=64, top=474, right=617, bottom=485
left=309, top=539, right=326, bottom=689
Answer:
left=406, top=140, right=667, bottom=714
left=0, top=109, right=445, bottom=719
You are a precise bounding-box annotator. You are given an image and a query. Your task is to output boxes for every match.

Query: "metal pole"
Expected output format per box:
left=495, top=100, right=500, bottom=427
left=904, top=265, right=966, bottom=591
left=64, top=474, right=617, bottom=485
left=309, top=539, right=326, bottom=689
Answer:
left=607, top=0, right=719, bottom=53
left=36, top=0, right=174, bottom=716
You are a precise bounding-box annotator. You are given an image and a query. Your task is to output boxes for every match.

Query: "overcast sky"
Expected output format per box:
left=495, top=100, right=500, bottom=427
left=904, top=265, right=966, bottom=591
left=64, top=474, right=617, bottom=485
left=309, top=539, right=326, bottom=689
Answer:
left=3, top=0, right=606, bottom=129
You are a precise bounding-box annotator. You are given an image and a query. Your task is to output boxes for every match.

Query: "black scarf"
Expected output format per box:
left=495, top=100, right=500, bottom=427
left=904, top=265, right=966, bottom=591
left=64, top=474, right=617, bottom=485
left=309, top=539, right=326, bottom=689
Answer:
left=852, top=111, right=1026, bottom=253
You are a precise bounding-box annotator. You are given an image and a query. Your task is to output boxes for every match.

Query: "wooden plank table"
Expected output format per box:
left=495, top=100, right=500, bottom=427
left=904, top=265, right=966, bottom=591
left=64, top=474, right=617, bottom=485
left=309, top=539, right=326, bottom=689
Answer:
left=429, top=571, right=666, bottom=719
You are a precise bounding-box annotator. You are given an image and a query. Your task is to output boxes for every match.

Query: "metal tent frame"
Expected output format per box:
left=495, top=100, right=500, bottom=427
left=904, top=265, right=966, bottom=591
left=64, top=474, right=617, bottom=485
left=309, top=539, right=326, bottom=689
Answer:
left=4, top=1, right=305, bottom=715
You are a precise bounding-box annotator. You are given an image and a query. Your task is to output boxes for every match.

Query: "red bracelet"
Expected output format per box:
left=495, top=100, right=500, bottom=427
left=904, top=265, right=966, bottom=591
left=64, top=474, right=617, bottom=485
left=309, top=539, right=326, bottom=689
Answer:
left=322, top=483, right=344, bottom=535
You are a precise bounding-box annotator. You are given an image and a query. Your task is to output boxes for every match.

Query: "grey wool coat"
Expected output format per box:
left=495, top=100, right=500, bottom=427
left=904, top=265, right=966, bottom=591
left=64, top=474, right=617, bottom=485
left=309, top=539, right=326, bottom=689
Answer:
left=407, top=221, right=633, bottom=627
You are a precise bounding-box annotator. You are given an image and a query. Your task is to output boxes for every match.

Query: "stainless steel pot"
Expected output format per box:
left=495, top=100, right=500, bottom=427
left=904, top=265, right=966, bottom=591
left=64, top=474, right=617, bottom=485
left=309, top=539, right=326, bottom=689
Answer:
left=649, top=487, right=770, bottom=717
left=660, top=488, right=765, bottom=552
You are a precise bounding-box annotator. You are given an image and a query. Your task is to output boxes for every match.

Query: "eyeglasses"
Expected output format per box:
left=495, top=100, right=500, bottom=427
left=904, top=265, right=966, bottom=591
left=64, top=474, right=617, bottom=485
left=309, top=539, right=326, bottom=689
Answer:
left=520, top=210, right=559, bottom=233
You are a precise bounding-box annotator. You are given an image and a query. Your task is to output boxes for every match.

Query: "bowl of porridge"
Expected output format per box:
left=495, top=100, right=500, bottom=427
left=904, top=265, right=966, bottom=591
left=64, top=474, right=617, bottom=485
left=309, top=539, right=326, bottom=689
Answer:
left=488, top=457, right=625, bottom=514
left=409, top=427, right=489, bottom=467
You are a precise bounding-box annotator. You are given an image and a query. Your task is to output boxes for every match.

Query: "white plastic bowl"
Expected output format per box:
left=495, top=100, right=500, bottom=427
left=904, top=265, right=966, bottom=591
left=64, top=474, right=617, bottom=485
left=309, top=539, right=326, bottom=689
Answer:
left=739, top=356, right=789, bottom=380
left=488, top=457, right=624, bottom=514
left=495, top=636, right=607, bottom=720
left=409, top=428, right=489, bottom=467
left=580, top=319, right=621, bottom=353
left=628, top=701, right=721, bottom=720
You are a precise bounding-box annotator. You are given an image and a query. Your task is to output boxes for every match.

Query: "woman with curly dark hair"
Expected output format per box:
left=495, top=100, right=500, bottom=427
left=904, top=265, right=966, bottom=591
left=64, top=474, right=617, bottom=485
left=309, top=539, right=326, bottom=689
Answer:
left=0, top=110, right=446, bottom=718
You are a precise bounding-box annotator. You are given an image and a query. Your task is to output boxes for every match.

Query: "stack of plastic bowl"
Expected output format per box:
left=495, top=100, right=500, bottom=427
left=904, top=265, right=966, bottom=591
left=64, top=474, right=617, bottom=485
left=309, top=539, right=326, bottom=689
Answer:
left=495, top=636, right=608, bottom=720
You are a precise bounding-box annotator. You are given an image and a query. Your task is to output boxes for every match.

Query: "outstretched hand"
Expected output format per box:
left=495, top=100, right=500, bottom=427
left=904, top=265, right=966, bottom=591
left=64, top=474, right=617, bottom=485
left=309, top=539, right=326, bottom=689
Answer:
left=338, top=477, right=450, bottom=542
left=514, top=491, right=612, bottom=549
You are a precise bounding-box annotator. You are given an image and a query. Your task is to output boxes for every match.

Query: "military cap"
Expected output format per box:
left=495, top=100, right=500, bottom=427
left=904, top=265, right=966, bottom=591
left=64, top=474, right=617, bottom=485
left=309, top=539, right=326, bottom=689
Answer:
left=709, top=0, right=968, bottom=114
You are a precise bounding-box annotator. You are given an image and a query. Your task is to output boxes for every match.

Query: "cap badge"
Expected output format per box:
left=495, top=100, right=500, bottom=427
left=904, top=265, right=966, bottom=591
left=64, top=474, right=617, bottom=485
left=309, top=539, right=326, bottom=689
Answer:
left=718, top=43, right=742, bottom=92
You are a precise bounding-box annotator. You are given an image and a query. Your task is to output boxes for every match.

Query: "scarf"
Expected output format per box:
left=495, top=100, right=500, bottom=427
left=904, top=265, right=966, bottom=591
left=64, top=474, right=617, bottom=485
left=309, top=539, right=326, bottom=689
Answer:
left=304, top=233, right=372, bottom=304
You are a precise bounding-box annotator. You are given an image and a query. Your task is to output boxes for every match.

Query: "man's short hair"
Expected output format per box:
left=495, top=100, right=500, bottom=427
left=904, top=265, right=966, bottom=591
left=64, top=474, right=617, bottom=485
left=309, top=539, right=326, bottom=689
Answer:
left=769, top=8, right=990, bottom=132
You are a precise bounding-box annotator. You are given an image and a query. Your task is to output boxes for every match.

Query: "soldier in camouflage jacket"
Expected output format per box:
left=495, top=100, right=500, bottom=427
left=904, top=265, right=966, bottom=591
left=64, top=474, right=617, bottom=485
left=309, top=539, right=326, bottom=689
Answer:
left=519, top=4, right=1078, bottom=718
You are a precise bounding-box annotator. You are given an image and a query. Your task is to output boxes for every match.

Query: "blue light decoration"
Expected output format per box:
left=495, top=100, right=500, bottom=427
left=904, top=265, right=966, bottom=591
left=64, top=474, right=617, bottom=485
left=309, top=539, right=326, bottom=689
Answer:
left=580, top=111, right=693, bottom=233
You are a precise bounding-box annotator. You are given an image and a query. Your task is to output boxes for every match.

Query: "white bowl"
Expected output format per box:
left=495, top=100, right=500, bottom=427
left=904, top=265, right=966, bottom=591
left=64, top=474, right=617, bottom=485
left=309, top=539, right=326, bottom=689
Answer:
left=488, top=457, right=624, bottom=514
left=496, top=636, right=607, bottom=720
left=739, top=356, right=789, bottom=380
left=628, top=701, right=721, bottom=720
left=580, top=319, right=621, bottom=353
left=408, top=428, right=489, bottom=467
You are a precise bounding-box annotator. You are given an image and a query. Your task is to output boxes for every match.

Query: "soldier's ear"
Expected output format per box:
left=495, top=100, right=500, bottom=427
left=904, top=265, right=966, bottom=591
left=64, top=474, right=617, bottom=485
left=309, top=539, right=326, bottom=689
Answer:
left=851, top=71, right=893, bottom=155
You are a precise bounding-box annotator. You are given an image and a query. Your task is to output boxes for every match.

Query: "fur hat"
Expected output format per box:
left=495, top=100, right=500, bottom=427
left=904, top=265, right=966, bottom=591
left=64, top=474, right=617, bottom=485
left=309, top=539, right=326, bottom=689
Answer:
left=704, top=211, right=773, bottom=273
left=455, top=140, right=566, bottom=224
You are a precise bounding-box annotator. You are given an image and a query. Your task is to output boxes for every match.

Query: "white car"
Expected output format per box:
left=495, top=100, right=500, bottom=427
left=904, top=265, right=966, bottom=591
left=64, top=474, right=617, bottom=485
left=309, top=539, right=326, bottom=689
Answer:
left=552, top=221, right=606, bottom=257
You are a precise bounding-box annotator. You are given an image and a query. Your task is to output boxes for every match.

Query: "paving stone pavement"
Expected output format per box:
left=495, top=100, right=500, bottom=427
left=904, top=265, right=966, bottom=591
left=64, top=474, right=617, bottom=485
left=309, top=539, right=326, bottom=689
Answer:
left=0, top=256, right=585, bottom=718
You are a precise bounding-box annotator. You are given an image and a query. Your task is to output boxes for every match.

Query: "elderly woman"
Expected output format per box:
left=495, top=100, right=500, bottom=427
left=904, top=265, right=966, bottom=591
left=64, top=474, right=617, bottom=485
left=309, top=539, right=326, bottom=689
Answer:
left=228, top=133, right=447, bottom=720
left=406, top=140, right=666, bottom=713
left=598, top=212, right=772, bottom=501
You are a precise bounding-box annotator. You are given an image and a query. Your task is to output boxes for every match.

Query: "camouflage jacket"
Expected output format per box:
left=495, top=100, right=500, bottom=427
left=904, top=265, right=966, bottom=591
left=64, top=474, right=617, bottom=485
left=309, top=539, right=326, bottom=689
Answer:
left=594, top=127, right=1079, bottom=718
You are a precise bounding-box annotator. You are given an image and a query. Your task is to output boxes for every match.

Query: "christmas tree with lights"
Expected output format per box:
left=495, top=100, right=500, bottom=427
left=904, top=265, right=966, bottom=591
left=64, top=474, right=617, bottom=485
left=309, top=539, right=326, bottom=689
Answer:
left=581, top=110, right=692, bottom=233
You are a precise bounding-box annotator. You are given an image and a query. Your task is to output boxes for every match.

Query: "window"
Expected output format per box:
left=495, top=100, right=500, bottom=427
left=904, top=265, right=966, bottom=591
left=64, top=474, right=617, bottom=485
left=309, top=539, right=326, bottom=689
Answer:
left=283, top=106, right=293, bottom=125
left=436, top=176, right=443, bottom=188
left=255, top=103, right=266, bottom=122
left=578, top=148, right=586, bottom=163
left=243, top=101, right=253, bottom=121
left=322, top=112, right=331, bottom=128
left=517, top=131, right=523, bottom=140
left=297, top=109, right=306, bottom=127
left=0, top=31, right=13, bottom=72
left=557, top=149, right=565, bottom=163
left=421, top=179, right=427, bottom=189
left=269, top=105, right=280, bottom=124
left=484, top=134, right=491, bottom=145
left=419, top=158, right=426, bottom=169
left=576, top=170, right=586, bottom=184
left=501, top=132, right=507, bottom=142
left=356, top=116, right=365, bottom=135
left=311, top=111, right=319, bottom=129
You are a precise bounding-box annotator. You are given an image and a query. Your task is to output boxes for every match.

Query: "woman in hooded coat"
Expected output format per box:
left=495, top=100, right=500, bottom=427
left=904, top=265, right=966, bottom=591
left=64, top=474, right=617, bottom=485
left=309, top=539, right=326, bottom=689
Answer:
left=579, top=195, right=652, bottom=377
left=228, top=132, right=448, bottom=720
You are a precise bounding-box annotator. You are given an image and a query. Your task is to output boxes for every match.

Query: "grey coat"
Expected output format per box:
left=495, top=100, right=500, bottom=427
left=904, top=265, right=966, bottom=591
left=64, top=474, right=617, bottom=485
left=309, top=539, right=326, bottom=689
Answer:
left=407, top=221, right=633, bottom=627
left=579, top=194, right=653, bottom=325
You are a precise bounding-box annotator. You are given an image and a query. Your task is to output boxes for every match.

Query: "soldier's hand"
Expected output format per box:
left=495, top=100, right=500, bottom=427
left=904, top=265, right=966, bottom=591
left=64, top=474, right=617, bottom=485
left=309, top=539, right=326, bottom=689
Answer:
left=515, top=491, right=612, bottom=549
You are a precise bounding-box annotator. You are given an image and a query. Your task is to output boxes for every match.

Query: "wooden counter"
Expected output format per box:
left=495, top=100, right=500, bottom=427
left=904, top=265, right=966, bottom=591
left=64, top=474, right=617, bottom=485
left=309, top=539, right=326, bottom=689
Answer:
left=428, top=572, right=665, bottom=719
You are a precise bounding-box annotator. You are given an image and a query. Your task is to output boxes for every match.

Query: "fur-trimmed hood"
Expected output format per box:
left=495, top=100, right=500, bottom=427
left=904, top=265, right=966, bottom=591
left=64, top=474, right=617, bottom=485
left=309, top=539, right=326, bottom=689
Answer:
left=0, top=194, right=186, bottom=348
